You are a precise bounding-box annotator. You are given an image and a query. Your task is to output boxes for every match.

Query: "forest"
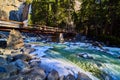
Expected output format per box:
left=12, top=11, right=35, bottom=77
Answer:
left=0, top=0, right=120, bottom=80
left=29, top=0, right=120, bottom=47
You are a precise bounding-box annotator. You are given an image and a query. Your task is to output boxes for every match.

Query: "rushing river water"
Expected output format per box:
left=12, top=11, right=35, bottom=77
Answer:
left=28, top=40, right=120, bottom=80
left=0, top=31, right=120, bottom=80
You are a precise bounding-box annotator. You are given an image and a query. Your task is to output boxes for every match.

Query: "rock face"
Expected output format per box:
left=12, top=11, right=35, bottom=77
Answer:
left=7, top=29, right=24, bottom=49
left=0, top=0, right=29, bottom=22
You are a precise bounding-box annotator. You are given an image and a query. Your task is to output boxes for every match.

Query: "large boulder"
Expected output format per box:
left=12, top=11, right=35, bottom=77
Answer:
left=19, top=66, right=46, bottom=80
left=77, top=72, right=92, bottom=80
left=4, top=63, right=18, bottom=76
left=65, top=74, right=75, bottom=80
left=7, top=29, right=24, bottom=49
left=13, top=54, right=33, bottom=61
left=14, top=59, right=30, bottom=70
left=47, top=69, right=59, bottom=80
left=31, top=67, right=46, bottom=80
left=23, top=48, right=35, bottom=54
left=1, top=75, right=24, bottom=80
left=0, top=72, right=10, bottom=79
left=0, top=67, right=7, bottom=72
left=0, top=33, right=7, bottom=38
left=0, top=55, right=7, bottom=65
left=23, top=73, right=45, bottom=80
left=6, top=55, right=14, bottom=62
left=0, top=39, right=7, bottom=49
left=29, top=61, right=40, bottom=68
left=59, top=75, right=65, bottom=80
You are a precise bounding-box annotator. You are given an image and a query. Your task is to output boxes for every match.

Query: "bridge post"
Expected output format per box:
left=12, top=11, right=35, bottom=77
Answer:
left=59, top=33, right=64, bottom=43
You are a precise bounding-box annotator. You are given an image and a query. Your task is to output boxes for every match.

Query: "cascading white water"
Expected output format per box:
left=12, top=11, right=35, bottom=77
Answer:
left=27, top=38, right=120, bottom=80
left=23, top=4, right=32, bottom=27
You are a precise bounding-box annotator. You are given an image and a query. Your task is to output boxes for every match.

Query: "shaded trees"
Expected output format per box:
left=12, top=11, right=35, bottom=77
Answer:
left=76, top=0, right=120, bottom=38
left=31, top=0, right=75, bottom=28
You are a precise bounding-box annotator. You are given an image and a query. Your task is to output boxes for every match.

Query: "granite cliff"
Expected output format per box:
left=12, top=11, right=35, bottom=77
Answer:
left=0, top=0, right=29, bottom=21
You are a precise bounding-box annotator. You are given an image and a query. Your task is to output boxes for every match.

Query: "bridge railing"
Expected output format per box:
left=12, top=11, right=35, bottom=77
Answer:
left=0, top=19, right=23, bottom=28
left=0, top=19, right=75, bottom=33
left=35, top=25, right=66, bottom=33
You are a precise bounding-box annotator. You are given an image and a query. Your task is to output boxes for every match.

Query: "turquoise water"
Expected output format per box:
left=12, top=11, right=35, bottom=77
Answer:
left=47, top=43, right=120, bottom=80
left=30, top=42, right=120, bottom=80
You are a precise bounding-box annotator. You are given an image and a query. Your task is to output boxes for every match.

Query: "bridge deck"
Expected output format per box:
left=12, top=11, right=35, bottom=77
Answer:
left=0, top=19, right=75, bottom=34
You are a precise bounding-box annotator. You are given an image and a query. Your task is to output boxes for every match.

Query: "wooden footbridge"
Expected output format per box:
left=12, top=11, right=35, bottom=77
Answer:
left=0, top=19, right=75, bottom=34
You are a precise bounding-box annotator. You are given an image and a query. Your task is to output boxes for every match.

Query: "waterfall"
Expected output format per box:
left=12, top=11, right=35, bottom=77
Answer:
left=23, top=4, right=32, bottom=27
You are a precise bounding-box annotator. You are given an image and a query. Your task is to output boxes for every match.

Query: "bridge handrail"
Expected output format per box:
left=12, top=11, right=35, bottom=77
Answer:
left=0, top=18, right=23, bottom=25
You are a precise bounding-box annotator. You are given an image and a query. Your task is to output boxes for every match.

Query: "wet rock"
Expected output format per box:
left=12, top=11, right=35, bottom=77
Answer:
left=0, top=33, right=7, bottom=38
left=77, top=72, right=92, bottom=80
left=0, top=55, right=7, bottom=65
left=20, top=68, right=33, bottom=75
left=81, top=36, right=86, bottom=42
left=92, top=41, right=103, bottom=49
left=0, top=67, right=7, bottom=72
left=29, top=61, right=40, bottom=68
left=13, top=54, right=32, bottom=61
left=24, top=48, right=35, bottom=54
left=65, top=74, right=75, bottom=80
left=0, top=50, right=3, bottom=55
left=95, top=62, right=102, bottom=67
left=47, top=69, right=59, bottom=80
left=14, top=59, right=30, bottom=70
left=75, top=33, right=81, bottom=41
left=6, top=55, right=14, bottom=62
left=118, top=56, right=120, bottom=59
left=31, top=67, right=46, bottom=80
left=76, top=53, right=94, bottom=59
left=11, top=50, right=19, bottom=54
left=24, top=44, right=31, bottom=48
left=2, top=75, right=24, bottom=80
left=0, top=72, right=10, bottom=79
left=4, top=63, right=18, bottom=76
left=3, top=49, right=12, bottom=55
left=23, top=73, right=45, bottom=80
left=7, top=29, right=24, bottom=49
left=0, top=40, right=7, bottom=48
left=59, top=75, right=65, bottom=80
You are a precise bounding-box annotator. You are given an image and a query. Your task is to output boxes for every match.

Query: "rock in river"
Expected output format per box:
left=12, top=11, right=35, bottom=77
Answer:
left=47, top=69, right=59, bottom=80
left=77, top=72, right=92, bottom=80
left=7, top=29, right=24, bottom=49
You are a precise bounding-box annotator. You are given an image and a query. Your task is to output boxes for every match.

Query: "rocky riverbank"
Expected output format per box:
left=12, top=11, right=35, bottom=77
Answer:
left=1, top=30, right=119, bottom=80
left=0, top=43, right=93, bottom=80
left=0, top=30, right=93, bottom=80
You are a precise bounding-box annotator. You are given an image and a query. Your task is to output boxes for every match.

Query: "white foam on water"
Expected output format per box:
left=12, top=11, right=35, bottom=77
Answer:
left=30, top=44, right=99, bottom=80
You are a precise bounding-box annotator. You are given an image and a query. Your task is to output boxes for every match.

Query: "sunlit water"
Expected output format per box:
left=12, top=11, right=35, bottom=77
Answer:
left=47, top=42, right=120, bottom=80
left=24, top=37, right=120, bottom=80
left=1, top=31, right=120, bottom=80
